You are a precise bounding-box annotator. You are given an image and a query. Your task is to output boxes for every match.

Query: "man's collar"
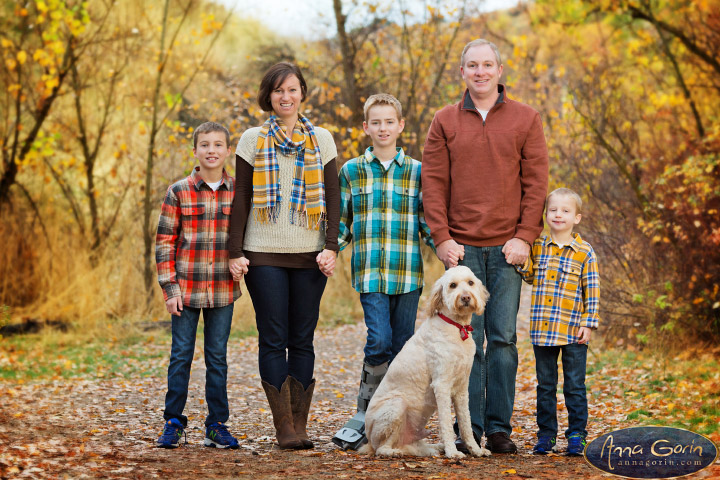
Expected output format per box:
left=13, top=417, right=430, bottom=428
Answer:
left=461, top=84, right=506, bottom=111
left=363, top=147, right=405, bottom=166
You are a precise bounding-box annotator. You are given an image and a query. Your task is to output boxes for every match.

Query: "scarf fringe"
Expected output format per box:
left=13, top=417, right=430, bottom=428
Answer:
left=253, top=206, right=280, bottom=224
left=288, top=209, right=326, bottom=231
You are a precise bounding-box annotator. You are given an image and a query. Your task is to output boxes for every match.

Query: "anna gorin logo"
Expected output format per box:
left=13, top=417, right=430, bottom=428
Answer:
left=584, top=426, right=719, bottom=479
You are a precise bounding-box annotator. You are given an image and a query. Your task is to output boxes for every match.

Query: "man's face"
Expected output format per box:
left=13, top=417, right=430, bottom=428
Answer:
left=461, top=44, right=503, bottom=101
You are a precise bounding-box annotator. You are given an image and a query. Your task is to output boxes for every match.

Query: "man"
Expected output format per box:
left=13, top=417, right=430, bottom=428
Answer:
left=422, top=39, right=548, bottom=454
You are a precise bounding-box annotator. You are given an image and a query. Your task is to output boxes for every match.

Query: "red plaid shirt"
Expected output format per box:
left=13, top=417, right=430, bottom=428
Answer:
left=156, top=167, right=240, bottom=308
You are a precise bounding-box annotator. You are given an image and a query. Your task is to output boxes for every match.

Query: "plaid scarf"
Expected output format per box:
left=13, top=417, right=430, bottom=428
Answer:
left=253, top=115, right=326, bottom=230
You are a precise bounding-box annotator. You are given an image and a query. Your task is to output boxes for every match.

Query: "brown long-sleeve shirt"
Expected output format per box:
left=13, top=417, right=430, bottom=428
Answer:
left=422, top=86, right=549, bottom=247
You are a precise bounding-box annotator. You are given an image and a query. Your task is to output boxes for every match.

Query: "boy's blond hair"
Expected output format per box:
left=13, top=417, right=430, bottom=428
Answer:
left=363, top=93, right=403, bottom=122
left=192, top=121, right=230, bottom=149
left=547, top=187, right=583, bottom=214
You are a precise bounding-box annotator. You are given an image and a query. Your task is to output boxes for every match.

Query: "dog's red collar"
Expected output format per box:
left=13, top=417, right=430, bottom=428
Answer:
left=438, top=313, right=473, bottom=341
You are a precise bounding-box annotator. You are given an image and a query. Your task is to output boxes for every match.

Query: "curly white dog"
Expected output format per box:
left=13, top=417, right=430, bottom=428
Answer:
left=359, top=266, right=491, bottom=458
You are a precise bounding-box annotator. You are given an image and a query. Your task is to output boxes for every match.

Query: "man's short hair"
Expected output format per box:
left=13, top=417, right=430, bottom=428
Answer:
left=257, top=62, right=308, bottom=112
left=363, top=93, right=403, bottom=122
left=460, top=39, right=502, bottom=67
left=193, top=121, right=230, bottom=149
left=547, top=187, right=583, bottom=214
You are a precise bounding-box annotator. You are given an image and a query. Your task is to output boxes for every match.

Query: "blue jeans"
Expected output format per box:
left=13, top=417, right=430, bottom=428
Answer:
left=245, top=266, right=327, bottom=390
left=459, top=245, right=521, bottom=438
left=164, top=303, right=234, bottom=427
left=359, top=289, right=422, bottom=366
left=533, top=343, right=588, bottom=438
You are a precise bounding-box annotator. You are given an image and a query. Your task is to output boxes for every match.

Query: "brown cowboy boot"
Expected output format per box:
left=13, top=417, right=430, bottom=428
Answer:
left=261, top=378, right=303, bottom=449
left=288, top=376, right=315, bottom=449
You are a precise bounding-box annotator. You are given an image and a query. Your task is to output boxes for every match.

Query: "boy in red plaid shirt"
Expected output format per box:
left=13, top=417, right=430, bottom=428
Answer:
left=155, top=122, right=241, bottom=449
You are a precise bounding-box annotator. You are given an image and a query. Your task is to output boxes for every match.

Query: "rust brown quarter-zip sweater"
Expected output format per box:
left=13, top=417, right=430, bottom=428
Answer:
left=421, top=86, right=549, bottom=247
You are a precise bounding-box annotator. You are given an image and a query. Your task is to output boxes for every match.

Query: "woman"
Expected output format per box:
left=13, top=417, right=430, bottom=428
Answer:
left=228, top=62, right=339, bottom=450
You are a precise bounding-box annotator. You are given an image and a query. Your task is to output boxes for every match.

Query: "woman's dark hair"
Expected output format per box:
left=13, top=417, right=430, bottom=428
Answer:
left=257, top=62, right=308, bottom=112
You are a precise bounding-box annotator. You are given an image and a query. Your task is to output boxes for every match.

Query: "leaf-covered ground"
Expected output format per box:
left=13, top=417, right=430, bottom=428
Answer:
left=1, top=288, right=719, bottom=479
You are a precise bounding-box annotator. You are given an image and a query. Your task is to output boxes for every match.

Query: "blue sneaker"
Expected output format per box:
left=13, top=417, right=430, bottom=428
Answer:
left=566, top=432, right=587, bottom=456
left=204, top=422, right=239, bottom=449
left=533, top=436, right=557, bottom=455
left=157, top=418, right=185, bottom=448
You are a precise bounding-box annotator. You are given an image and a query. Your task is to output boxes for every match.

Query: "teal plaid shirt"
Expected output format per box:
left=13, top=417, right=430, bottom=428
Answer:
left=339, top=147, right=434, bottom=294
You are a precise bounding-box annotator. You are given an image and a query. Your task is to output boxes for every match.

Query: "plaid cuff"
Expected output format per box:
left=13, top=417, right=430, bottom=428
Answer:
left=162, top=283, right=181, bottom=302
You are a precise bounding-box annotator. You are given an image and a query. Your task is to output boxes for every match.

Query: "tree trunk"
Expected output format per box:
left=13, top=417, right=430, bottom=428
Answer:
left=333, top=0, right=364, bottom=125
left=142, top=0, right=172, bottom=301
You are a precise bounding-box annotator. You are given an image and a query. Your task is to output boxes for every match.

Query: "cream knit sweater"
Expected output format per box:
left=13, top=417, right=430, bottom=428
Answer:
left=235, top=126, right=337, bottom=254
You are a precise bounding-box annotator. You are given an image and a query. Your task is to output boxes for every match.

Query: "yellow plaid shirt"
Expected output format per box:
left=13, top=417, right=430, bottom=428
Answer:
left=517, top=233, right=600, bottom=346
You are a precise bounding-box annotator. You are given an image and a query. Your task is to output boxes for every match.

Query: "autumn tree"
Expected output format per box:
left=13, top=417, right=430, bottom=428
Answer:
left=0, top=0, right=127, bottom=305
left=316, top=0, right=471, bottom=161
left=529, top=0, right=720, bottom=341
left=0, top=0, right=91, bottom=206
left=32, top=1, right=141, bottom=263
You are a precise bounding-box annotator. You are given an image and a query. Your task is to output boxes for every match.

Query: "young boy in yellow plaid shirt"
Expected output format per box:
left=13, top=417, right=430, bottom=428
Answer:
left=516, top=187, right=600, bottom=456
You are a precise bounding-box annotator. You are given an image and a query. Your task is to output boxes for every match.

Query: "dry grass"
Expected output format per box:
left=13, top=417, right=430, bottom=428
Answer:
left=2, top=219, right=152, bottom=336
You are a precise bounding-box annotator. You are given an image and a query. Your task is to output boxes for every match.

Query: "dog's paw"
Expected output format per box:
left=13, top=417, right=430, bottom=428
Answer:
left=428, top=444, right=444, bottom=456
left=444, top=447, right=466, bottom=459
left=469, top=446, right=491, bottom=457
left=357, top=443, right=373, bottom=455
left=376, top=447, right=403, bottom=458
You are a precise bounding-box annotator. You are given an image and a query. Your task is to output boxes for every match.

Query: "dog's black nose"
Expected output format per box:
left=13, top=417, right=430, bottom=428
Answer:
left=461, top=294, right=471, bottom=304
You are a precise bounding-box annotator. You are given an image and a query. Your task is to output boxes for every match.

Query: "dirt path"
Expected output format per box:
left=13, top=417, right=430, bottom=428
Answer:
left=1, top=287, right=718, bottom=479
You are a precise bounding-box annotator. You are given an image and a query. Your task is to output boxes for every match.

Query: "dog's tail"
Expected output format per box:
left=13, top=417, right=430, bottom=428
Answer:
left=357, top=442, right=374, bottom=455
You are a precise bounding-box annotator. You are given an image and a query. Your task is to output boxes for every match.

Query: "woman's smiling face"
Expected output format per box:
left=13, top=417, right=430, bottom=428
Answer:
left=270, top=74, right=303, bottom=121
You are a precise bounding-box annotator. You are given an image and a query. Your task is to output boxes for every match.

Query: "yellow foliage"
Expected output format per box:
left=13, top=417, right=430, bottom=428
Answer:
left=44, top=76, right=59, bottom=93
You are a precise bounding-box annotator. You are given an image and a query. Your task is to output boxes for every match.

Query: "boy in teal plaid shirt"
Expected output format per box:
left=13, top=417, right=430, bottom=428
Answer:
left=332, top=94, right=434, bottom=450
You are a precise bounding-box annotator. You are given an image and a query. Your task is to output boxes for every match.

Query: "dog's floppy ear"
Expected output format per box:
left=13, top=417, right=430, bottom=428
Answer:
left=474, top=280, right=490, bottom=315
left=426, top=276, right=445, bottom=317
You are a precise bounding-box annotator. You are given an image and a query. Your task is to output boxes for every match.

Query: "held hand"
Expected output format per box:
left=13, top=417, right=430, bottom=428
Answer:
left=577, top=327, right=592, bottom=344
left=502, top=238, right=530, bottom=265
left=229, top=257, right=250, bottom=282
left=437, top=239, right=465, bottom=269
left=166, top=297, right=183, bottom=316
left=316, top=249, right=337, bottom=277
